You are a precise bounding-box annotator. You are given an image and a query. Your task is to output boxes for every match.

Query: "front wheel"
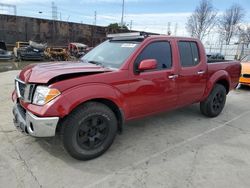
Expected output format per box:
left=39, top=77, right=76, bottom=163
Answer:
left=63, top=102, right=117, bottom=160
left=200, top=84, right=227, bottom=117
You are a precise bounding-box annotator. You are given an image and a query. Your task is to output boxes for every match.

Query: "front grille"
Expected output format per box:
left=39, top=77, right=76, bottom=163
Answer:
left=17, top=81, right=26, bottom=98
left=242, top=74, right=250, bottom=78
left=15, top=78, right=35, bottom=102
left=15, top=79, right=26, bottom=99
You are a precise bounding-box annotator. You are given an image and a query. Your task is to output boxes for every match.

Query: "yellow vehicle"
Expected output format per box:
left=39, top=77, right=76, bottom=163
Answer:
left=45, top=47, right=69, bottom=61
left=13, top=41, right=45, bottom=61
left=13, top=41, right=29, bottom=58
left=239, top=55, right=250, bottom=86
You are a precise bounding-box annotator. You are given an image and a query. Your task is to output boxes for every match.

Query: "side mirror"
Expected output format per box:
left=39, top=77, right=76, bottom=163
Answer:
left=138, top=59, right=157, bottom=71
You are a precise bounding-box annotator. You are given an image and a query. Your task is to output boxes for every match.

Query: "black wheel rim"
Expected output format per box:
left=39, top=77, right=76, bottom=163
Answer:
left=212, top=91, right=224, bottom=112
left=76, top=115, right=109, bottom=150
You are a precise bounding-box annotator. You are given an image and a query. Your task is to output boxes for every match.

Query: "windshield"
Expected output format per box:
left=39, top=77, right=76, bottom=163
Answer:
left=242, top=55, right=250, bottom=63
left=81, top=40, right=140, bottom=69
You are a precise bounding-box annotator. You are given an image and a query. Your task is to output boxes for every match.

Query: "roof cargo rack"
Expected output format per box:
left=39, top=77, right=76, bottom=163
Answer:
left=106, top=32, right=159, bottom=39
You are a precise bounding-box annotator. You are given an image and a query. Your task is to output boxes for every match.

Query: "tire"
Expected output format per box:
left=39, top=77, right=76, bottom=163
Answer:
left=63, top=102, right=117, bottom=160
left=200, top=84, right=227, bottom=117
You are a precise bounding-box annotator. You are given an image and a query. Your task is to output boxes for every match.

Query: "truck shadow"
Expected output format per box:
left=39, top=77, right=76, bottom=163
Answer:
left=238, top=84, right=250, bottom=91
left=35, top=101, right=249, bottom=175
left=36, top=105, right=201, bottom=160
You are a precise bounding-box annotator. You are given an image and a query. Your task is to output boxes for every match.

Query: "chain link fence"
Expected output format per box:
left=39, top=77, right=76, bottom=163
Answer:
left=205, top=43, right=250, bottom=60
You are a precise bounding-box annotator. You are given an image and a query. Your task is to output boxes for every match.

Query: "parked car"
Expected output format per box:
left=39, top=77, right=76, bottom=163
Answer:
left=0, top=41, right=13, bottom=60
left=207, top=53, right=225, bottom=63
left=239, top=54, right=250, bottom=86
left=44, top=47, right=69, bottom=61
left=12, top=32, right=241, bottom=160
left=13, top=41, right=29, bottom=60
left=13, top=41, right=46, bottom=61
left=68, top=42, right=88, bottom=58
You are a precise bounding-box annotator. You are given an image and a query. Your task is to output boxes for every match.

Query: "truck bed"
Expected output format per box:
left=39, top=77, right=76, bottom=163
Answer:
left=207, top=61, right=241, bottom=90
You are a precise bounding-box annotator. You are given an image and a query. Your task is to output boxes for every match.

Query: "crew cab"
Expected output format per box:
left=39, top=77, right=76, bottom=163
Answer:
left=12, top=32, right=241, bottom=160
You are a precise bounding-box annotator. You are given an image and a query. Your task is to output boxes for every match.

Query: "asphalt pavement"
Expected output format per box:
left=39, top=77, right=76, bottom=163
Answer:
left=0, top=70, right=250, bottom=188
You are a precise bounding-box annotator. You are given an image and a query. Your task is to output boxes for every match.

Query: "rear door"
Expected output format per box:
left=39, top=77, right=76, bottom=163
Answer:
left=127, top=39, right=178, bottom=118
left=175, top=40, right=207, bottom=106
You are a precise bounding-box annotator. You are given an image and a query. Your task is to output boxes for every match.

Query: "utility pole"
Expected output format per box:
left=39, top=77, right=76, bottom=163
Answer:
left=51, top=1, right=58, bottom=45
left=121, top=0, right=125, bottom=28
left=94, top=11, right=97, bottom=26
left=130, top=20, right=133, bottom=30
left=174, top=23, right=178, bottom=36
left=52, top=2, right=58, bottom=20
left=167, top=22, right=171, bottom=35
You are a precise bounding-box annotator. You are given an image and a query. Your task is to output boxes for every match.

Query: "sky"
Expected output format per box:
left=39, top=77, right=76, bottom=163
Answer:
left=1, top=0, right=250, bottom=42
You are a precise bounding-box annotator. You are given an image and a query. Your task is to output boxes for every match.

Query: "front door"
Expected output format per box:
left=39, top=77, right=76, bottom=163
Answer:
left=127, top=40, right=178, bottom=118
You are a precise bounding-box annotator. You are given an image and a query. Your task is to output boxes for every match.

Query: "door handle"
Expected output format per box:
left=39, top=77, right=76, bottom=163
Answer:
left=168, top=74, right=178, bottom=79
left=197, top=70, right=205, bottom=75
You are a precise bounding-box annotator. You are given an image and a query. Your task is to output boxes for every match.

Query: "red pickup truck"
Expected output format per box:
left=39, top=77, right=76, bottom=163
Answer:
left=12, top=33, right=241, bottom=160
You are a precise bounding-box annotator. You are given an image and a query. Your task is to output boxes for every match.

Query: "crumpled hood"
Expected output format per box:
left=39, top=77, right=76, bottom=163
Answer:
left=19, top=61, right=112, bottom=83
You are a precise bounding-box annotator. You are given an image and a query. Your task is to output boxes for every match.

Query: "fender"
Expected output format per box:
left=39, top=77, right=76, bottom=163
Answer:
left=58, top=83, right=128, bottom=118
left=20, top=83, right=128, bottom=120
left=202, top=70, right=231, bottom=100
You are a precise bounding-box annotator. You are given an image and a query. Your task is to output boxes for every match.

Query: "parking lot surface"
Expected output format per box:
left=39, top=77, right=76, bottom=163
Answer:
left=0, top=70, right=250, bottom=188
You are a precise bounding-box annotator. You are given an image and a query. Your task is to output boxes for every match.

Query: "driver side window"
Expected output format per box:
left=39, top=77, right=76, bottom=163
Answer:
left=134, top=41, right=172, bottom=71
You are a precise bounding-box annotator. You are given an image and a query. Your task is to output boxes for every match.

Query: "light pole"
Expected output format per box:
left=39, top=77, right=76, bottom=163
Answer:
left=121, top=0, right=124, bottom=28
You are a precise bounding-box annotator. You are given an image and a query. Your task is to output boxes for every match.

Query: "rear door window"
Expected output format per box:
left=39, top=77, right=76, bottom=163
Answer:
left=178, top=41, right=200, bottom=67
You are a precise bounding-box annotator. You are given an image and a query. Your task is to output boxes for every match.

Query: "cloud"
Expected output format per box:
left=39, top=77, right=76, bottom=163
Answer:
left=2, top=0, right=191, bottom=35
left=3, top=0, right=137, bottom=5
left=0, top=10, right=9, bottom=14
left=97, top=12, right=191, bottom=35
left=3, top=0, right=54, bottom=5
left=80, top=0, right=141, bottom=3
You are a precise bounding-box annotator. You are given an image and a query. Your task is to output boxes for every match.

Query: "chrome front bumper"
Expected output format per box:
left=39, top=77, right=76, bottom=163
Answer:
left=13, top=103, right=59, bottom=137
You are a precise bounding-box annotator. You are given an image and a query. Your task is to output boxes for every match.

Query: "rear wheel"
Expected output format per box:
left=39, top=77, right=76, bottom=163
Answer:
left=200, top=84, right=227, bottom=117
left=63, top=102, right=117, bottom=160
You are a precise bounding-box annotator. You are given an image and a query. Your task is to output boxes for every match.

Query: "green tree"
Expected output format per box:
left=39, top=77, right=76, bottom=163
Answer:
left=107, top=23, right=128, bottom=33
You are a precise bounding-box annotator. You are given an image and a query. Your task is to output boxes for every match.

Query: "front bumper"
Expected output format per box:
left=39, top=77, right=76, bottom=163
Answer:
left=13, top=103, right=59, bottom=137
left=239, top=77, right=250, bottom=86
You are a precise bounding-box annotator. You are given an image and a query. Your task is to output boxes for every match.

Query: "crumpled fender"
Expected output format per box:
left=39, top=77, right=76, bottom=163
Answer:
left=58, top=83, right=128, bottom=118
left=17, top=83, right=128, bottom=120
left=202, top=70, right=231, bottom=100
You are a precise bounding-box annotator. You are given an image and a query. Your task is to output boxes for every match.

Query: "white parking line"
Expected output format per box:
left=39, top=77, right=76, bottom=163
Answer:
left=85, top=110, right=250, bottom=188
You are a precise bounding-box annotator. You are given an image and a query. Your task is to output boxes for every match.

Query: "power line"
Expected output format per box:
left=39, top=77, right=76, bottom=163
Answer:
left=1, top=4, right=126, bottom=27
left=0, top=3, right=16, bottom=15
